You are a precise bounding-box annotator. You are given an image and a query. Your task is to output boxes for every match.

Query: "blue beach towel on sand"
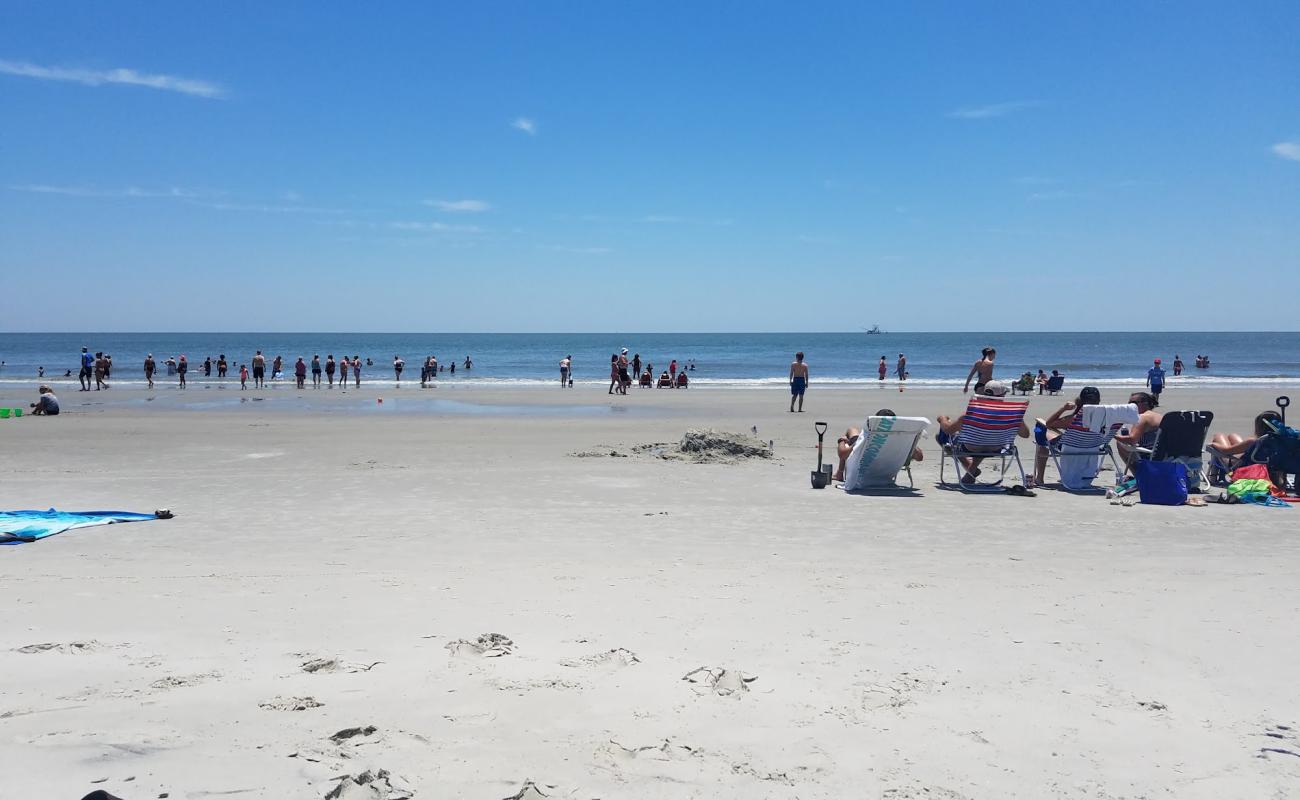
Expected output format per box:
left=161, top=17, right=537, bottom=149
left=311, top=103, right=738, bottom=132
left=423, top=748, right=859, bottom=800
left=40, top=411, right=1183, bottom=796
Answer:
left=0, top=509, right=162, bottom=545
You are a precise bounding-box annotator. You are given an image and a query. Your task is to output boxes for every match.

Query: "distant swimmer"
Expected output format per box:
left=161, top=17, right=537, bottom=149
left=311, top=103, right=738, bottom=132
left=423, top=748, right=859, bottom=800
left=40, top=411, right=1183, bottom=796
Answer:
left=789, top=351, right=809, bottom=413
left=896, top=353, right=907, bottom=381
left=964, top=347, right=996, bottom=394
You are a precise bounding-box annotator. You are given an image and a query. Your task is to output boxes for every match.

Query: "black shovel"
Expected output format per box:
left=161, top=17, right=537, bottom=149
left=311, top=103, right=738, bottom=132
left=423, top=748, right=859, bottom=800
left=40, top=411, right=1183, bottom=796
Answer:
left=811, top=421, right=829, bottom=488
left=1277, top=395, right=1290, bottom=425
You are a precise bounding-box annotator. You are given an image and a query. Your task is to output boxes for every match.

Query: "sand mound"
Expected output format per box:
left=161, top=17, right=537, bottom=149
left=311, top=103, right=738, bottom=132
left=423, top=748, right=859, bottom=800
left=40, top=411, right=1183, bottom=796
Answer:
left=673, top=429, right=774, bottom=462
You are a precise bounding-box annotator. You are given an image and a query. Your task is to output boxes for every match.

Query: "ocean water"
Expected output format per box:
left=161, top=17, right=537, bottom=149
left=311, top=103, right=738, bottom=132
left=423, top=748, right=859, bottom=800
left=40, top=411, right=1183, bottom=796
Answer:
left=1, top=332, right=1297, bottom=388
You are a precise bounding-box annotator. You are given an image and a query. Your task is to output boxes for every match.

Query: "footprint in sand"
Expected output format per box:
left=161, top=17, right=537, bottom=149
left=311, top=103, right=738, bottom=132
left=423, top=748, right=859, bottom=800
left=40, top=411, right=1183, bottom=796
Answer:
left=1259, top=723, right=1300, bottom=759
left=324, top=768, right=412, bottom=800
left=446, top=633, right=513, bottom=658
left=330, top=725, right=379, bottom=744
left=682, top=666, right=757, bottom=696
left=883, top=786, right=972, bottom=799
left=14, top=641, right=103, bottom=654
left=560, top=647, right=640, bottom=670
left=502, top=780, right=560, bottom=800
left=149, top=672, right=220, bottom=690
left=259, top=696, right=323, bottom=712
left=299, top=656, right=384, bottom=674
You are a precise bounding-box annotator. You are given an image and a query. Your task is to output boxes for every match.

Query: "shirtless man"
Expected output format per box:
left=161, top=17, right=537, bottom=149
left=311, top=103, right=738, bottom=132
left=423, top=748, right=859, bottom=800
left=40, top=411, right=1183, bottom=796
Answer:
left=144, top=353, right=156, bottom=389
left=789, top=352, right=809, bottom=412
left=963, top=347, right=996, bottom=394
left=252, top=350, right=266, bottom=388
left=896, top=353, right=907, bottom=381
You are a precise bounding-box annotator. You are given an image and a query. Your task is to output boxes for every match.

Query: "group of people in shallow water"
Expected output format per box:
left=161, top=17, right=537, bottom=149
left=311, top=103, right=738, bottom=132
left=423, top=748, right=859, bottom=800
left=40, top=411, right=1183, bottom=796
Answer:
left=606, top=349, right=694, bottom=394
left=67, top=346, right=474, bottom=391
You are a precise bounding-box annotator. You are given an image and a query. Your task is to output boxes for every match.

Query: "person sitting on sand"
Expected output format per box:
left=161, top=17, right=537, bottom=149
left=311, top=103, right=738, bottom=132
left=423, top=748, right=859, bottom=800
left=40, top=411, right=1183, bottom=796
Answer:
left=675, top=370, right=688, bottom=388
left=639, top=369, right=652, bottom=387
left=29, top=384, right=59, bottom=415
left=1114, top=392, right=1163, bottom=470
left=833, top=408, right=924, bottom=482
left=657, top=370, right=673, bottom=388
left=935, top=382, right=1030, bottom=483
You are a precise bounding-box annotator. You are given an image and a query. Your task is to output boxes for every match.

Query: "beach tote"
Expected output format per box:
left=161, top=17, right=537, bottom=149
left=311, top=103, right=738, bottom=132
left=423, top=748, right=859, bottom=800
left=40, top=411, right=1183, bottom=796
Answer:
left=1136, top=459, right=1188, bottom=505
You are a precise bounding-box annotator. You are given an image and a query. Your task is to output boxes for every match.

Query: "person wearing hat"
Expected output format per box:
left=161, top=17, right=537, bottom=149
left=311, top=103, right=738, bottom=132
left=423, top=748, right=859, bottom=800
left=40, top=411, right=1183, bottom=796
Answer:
left=30, top=385, right=59, bottom=416
left=1146, top=358, right=1167, bottom=399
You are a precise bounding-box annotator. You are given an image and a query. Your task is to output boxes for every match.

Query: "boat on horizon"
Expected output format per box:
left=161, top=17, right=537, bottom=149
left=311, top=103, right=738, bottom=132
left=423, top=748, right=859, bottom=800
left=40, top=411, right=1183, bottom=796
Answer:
left=863, top=324, right=884, bottom=335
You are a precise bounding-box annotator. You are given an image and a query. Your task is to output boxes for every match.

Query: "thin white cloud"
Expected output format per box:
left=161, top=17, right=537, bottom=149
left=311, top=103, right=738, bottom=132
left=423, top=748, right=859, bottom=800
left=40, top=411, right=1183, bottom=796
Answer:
left=1272, top=140, right=1300, bottom=162
left=0, top=59, right=224, bottom=98
left=11, top=183, right=206, bottom=198
left=389, top=221, right=483, bottom=233
left=948, top=101, right=1033, bottom=120
left=426, top=199, right=491, bottom=213
left=511, top=117, right=537, bottom=135
left=641, top=214, right=733, bottom=226
left=192, top=200, right=350, bottom=214
left=536, top=245, right=611, bottom=254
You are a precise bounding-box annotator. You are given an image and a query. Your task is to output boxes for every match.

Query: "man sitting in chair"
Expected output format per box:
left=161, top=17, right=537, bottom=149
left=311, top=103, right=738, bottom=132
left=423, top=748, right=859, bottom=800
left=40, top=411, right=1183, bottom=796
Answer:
left=656, top=370, right=673, bottom=388
left=935, top=382, right=1030, bottom=483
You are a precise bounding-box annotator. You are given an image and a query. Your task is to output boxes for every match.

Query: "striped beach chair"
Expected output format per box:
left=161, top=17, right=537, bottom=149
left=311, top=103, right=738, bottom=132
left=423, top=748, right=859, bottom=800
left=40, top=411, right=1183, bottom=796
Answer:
left=939, top=396, right=1029, bottom=492
left=1042, top=410, right=1127, bottom=492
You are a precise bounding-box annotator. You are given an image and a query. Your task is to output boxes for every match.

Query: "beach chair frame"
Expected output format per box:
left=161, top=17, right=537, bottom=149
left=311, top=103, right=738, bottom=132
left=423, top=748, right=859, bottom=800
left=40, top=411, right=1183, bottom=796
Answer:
left=1047, top=437, right=1122, bottom=493
left=938, top=397, right=1029, bottom=493
left=1132, top=410, right=1213, bottom=491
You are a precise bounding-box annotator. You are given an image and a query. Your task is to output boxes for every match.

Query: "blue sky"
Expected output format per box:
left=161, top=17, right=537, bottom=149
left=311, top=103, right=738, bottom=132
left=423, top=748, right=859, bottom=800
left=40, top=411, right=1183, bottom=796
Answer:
left=2, top=1, right=1298, bottom=332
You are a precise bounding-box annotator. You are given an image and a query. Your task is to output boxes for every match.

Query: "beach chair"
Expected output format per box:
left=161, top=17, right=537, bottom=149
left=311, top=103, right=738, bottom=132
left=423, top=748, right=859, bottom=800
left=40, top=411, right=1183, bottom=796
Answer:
left=842, top=416, right=931, bottom=491
left=1132, top=411, right=1213, bottom=491
left=1045, top=375, right=1065, bottom=395
left=1041, top=406, right=1133, bottom=493
left=938, top=397, right=1029, bottom=492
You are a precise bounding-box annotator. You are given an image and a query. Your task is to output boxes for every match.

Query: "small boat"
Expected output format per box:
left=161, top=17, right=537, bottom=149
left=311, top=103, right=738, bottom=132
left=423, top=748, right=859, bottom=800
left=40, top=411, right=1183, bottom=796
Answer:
left=863, top=324, right=884, bottom=335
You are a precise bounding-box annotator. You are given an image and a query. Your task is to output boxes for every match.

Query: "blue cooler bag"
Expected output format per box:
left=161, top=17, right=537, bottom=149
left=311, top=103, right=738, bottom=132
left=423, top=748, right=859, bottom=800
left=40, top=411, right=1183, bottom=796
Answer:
left=1136, top=460, right=1188, bottom=505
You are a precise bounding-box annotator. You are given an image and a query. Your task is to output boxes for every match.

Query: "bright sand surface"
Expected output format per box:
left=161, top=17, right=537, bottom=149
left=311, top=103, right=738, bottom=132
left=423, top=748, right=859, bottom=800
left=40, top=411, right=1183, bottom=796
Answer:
left=2, top=381, right=1298, bottom=799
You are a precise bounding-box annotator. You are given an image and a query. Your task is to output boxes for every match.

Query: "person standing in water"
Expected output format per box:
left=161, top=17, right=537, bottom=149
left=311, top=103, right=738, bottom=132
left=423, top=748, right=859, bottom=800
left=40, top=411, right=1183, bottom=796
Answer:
left=877, top=355, right=887, bottom=381
left=393, top=355, right=404, bottom=383
left=218, top=354, right=228, bottom=378
left=560, top=355, right=572, bottom=387
left=144, top=353, right=156, bottom=389
left=352, top=355, right=362, bottom=387
left=789, top=351, right=809, bottom=413
left=294, top=357, right=307, bottom=389
left=1173, top=354, right=1184, bottom=376
left=252, top=350, right=266, bottom=388
left=311, top=354, right=322, bottom=388
left=963, top=347, right=997, bottom=394
left=896, top=353, right=907, bottom=381
left=325, top=354, right=336, bottom=387
left=177, top=354, right=188, bottom=389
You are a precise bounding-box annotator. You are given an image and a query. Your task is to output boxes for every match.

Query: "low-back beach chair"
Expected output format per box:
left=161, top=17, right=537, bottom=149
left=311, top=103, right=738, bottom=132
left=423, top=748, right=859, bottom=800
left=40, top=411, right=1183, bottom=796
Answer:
left=842, top=416, right=931, bottom=491
left=1041, top=407, right=1131, bottom=492
left=939, top=397, right=1029, bottom=493
left=1133, top=410, right=1213, bottom=491
left=1045, top=375, right=1065, bottom=395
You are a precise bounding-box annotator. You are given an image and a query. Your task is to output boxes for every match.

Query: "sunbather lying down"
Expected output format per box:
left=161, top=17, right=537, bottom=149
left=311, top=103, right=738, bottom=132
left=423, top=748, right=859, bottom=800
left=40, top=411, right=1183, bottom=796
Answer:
left=934, top=383, right=1031, bottom=483
left=832, top=408, right=924, bottom=482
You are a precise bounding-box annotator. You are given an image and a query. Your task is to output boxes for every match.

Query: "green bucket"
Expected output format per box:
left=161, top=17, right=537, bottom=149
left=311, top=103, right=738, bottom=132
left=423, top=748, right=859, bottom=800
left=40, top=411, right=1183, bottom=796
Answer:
left=0, top=408, right=10, bottom=419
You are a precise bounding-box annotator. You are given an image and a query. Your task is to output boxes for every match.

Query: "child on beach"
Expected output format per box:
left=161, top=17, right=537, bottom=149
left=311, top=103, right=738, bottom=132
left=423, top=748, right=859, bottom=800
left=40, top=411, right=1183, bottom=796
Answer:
left=239, top=364, right=248, bottom=390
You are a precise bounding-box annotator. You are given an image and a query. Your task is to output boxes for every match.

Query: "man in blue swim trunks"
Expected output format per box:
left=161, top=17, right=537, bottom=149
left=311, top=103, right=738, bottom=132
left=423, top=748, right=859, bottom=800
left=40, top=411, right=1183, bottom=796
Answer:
left=789, top=351, right=809, bottom=412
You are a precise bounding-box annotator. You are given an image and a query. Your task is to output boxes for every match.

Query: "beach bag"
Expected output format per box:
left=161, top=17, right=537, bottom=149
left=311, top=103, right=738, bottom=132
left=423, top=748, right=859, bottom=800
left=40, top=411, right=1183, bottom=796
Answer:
left=1135, top=459, right=1187, bottom=505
